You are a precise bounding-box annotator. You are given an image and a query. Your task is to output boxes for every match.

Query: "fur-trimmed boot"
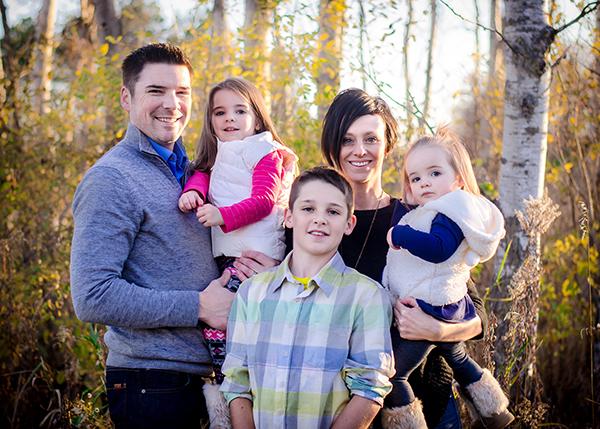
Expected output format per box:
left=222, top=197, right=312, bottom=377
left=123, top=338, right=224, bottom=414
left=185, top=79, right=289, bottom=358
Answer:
left=203, top=382, right=231, bottom=429
left=464, top=369, right=515, bottom=429
left=381, top=398, right=427, bottom=429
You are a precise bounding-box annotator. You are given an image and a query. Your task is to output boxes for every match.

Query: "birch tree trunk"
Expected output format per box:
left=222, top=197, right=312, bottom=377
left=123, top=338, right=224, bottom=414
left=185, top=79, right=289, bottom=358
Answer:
left=316, top=0, right=346, bottom=120
left=421, top=0, right=437, bottom=128
left=491, top=0, right=555, bottom=381
left=33, top=0, right=56, bottom=114
left=243, top=0, right=274, bottom=106
left=403, top=0, right=414, bottom=139
left=91, top=0, right=120, bottom=47
left=212, top=0, right=230, bottom=66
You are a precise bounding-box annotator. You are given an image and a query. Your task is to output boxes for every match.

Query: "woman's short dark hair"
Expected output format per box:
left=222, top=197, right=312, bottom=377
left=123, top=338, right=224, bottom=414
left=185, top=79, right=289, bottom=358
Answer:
left=121, top=43, right=193, bottom=94
left=321, top=88, right=399, bottom=170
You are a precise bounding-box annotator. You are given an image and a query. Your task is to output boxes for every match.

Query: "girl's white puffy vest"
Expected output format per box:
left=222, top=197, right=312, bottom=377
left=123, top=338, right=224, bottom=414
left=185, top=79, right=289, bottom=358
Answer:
left=383, top=190, right=505, bottom=306
left=209, top=132, right=297, bottom=260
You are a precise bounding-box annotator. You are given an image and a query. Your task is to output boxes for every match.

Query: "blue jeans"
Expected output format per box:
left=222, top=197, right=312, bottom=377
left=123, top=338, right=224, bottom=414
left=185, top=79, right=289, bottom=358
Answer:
left=106, top=367, right=209, bottom=429
left=435, top=393, right=463, bottom=429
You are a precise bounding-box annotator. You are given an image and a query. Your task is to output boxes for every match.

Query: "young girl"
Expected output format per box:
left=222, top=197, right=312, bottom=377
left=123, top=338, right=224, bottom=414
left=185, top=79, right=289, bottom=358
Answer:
left=178, top=78, right=297, bottom=401
left=381, top=129, right=513, bottom=429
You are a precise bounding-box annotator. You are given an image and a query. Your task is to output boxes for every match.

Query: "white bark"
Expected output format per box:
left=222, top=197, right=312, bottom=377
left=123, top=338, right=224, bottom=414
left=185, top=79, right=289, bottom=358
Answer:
left=498, top=0, right=553, bottom=251
left=33, top=0, right=56, bottom=114
left=493, top=0, right=555, bottom=375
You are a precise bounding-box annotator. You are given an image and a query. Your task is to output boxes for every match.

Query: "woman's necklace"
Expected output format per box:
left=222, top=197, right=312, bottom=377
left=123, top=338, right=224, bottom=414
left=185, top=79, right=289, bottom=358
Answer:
left=354, top=191, right=386, bottom=270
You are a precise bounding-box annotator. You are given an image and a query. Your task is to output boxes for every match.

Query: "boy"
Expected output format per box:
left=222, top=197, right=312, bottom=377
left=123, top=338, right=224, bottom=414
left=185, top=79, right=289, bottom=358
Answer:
left=220, top=166, right=394, bottom=428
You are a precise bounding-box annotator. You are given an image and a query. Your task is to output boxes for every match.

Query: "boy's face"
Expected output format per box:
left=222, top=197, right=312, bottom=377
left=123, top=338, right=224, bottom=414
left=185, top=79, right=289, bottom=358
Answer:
left=285, top=180, right=356, bottom=261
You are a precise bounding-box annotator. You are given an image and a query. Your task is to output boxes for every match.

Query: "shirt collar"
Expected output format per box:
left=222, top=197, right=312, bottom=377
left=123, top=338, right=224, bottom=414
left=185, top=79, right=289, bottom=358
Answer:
left=269, top=251, right=346, bottom=297
left=147, top=136, right=187, bottom=163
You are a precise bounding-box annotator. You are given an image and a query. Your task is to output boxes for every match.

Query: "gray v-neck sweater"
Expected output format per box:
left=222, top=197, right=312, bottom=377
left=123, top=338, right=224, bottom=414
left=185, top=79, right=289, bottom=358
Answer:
left=71, top=124, right=219, bottom=375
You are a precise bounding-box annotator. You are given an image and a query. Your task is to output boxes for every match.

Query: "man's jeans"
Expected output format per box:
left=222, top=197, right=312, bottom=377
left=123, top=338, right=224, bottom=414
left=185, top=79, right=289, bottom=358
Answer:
left=106, top=367, right=208, bottom=429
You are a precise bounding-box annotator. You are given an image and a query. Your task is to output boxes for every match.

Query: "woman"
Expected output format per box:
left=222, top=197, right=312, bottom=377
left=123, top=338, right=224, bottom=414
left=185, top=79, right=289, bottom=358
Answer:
left=235, top=88, right=487, bottom=428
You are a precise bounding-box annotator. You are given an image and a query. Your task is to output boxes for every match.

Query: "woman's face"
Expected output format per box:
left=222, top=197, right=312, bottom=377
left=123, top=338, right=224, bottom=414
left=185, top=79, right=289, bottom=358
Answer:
left=338, top=114, right=387, bottom=187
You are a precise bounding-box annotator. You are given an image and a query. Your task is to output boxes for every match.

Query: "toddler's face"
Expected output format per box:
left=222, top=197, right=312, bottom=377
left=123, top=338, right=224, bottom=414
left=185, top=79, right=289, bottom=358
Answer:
left=405, top=145, right=462, bottom=206
left=211, top=89, right=258, bottom=142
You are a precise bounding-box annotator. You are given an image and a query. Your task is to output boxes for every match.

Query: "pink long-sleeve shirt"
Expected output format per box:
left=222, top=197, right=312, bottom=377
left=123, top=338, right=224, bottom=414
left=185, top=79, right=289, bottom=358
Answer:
left=183, top=150, right=285, bottom=233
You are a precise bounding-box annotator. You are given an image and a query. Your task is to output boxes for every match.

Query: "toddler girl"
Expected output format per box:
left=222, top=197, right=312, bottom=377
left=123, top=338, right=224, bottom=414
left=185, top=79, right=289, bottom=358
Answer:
left=178, top=77, right=297, bottom=418
left=381, top=129, right=513, bottom=429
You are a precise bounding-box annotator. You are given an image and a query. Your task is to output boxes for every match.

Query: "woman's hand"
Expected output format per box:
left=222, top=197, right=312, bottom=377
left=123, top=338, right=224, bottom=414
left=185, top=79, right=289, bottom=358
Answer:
left=234, top=250, right=280, bottom=281
left=394, top=297, right=483, bottom=342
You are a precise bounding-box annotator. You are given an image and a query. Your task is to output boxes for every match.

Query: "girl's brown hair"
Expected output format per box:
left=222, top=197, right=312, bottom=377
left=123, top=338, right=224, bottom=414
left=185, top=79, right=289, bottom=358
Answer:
left=191, top=77, right=284, bottom=172
left=402, top=127, right=480, bottom=202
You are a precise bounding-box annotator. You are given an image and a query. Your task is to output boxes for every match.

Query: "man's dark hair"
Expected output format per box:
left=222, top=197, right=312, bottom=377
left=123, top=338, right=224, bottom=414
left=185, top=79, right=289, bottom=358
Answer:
left=288, top=166, right=354, bottom=217
left=121, top=43, right=193, bottom=94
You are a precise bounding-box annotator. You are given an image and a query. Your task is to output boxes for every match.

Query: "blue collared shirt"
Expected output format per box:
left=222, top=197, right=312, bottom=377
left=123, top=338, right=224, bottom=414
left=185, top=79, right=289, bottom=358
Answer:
left=148, top=137, right=188, bottom=187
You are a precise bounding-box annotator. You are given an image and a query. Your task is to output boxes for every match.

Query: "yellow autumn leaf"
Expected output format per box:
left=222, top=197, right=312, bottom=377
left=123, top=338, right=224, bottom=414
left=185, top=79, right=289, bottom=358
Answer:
left=100, top=43, right=109, bottom=56
left=564, top=162, right=573, bottom=173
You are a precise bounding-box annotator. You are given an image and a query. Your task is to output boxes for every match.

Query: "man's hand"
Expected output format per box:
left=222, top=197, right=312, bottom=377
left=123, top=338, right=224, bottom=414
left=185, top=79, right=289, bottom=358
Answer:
left=233, top=250, right=279, bottom=281
left=178, top=191, right=204, bottom=212
left=199, top=270, right=234, bottom=330
left=196, top=204, right=224, bottom=227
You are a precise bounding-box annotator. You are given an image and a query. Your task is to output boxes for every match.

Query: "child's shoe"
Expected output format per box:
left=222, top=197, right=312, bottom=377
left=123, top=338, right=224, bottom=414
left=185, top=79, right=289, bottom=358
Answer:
left=464, top=369, right=515, bottom=429
left=381, top=398, right=427, bottom=429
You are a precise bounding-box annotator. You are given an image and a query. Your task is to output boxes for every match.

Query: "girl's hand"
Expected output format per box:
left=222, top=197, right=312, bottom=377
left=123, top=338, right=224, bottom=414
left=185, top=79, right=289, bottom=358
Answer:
left=394, top=297, right=443, bottom=341
left=196, top=204, right=224, bottom=227
left=387, top=227, right=401, bottom=249
left=234, top=250, right=279, bottom=281
left=178, top=191, right=204, bottom=212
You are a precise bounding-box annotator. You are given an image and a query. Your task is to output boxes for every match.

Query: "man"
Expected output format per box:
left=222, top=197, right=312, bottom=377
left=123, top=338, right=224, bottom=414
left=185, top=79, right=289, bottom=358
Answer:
left=70, top=43, right=233, bottom=428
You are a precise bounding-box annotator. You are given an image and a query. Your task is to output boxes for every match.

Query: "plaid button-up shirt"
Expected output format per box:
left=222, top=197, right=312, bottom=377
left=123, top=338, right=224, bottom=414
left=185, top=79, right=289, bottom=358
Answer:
left=220, top=252, right=394, bottom=428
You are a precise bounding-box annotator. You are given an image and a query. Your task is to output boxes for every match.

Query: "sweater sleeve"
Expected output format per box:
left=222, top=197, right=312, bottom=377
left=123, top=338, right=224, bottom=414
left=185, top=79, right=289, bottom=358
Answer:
left=218, top=150, right=284, bottom=233
left=70, top=166, right=200, bottom=328
left=182, top=170, right=210, bottom=200
left=391, top=213, right=465, bottom=263
left=467, top=279, right=487, bottom=340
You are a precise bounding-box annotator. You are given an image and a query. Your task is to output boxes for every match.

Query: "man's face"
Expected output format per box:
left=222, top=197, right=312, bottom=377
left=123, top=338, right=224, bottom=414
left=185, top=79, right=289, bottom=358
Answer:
left=120, top=63, right=191, bottom=149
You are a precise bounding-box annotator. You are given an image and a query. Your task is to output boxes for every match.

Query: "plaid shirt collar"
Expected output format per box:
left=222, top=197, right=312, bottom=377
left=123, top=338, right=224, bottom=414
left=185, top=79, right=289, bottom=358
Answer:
left=268, top=251, right=346, bottom=297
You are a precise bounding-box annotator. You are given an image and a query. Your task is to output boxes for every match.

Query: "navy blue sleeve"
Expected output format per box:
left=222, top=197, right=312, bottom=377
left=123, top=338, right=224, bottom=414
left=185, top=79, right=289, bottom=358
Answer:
left=391, top=213, right=465, bottom=263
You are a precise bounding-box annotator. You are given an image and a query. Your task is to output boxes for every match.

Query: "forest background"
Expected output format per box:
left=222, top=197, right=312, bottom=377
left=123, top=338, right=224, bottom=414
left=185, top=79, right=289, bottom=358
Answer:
left=0, top=0, right=599, bottom=428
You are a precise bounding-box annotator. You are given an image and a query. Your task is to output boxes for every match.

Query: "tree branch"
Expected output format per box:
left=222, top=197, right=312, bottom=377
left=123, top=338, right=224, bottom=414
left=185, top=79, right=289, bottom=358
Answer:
left=554, top=1, right=599, bottom=34
left=438, top=0, right=517, bottom=54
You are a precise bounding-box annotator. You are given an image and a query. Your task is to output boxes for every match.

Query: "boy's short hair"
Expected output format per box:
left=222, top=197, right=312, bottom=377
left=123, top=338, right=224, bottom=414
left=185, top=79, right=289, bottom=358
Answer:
left=288, top=166, right=354, bottom=217
left=122, top=43, right=193, bottom=94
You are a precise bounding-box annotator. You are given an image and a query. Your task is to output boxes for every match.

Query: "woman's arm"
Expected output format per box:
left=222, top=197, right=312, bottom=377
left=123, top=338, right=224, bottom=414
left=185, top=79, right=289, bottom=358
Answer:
left=394, top=296, right=482, bottom=342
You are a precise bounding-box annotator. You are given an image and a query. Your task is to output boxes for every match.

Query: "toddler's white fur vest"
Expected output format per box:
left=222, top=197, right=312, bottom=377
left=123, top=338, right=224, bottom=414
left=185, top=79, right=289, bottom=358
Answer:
left=209, top=132, right=297, bottom=260
left=383, top=190, right=505, bottom=305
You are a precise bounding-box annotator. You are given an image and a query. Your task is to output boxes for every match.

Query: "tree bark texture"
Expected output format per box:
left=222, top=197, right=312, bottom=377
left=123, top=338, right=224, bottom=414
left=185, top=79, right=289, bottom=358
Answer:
left=33, top=0, right=57, bottom=114
left=492, top=0, right=555, bottom=383
left=211, top=0, right=230, bottom=66
left=243, top=0, right=274, bottom=106
left=91, top=0, right=120, bottom=45
left=316, top=0, right=346, bottom=120
left=403, top=0, right=414, bottom=139
left=421, top=0, right=437, bottom=127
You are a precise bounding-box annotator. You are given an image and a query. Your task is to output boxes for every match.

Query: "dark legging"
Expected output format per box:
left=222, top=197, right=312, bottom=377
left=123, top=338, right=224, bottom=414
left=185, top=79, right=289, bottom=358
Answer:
left=386, top=326, right=484, bottom=407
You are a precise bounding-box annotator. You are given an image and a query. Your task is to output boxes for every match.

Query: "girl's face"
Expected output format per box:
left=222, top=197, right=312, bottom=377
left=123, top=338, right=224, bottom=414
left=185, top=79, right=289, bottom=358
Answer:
left=405, top=145, right=462, bottom=206
left=338, top=114, right=387, bottom=188
left=211, top=89, right=258, bottom=142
